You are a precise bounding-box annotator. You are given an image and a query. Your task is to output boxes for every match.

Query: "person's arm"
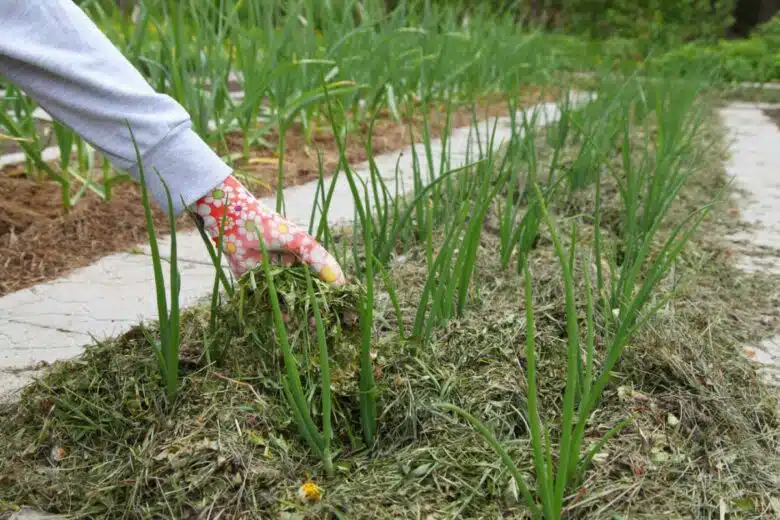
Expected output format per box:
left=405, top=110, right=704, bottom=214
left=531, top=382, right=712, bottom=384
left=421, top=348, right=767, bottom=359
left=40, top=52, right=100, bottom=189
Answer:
left=0, top=0, right=230, bottom=215
left=0, top=0, right=345, bottom=284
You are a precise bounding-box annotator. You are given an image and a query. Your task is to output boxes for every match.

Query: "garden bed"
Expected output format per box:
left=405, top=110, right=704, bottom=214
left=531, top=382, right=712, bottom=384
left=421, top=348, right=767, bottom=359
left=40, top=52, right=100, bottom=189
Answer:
left=0, top=89, right=551, bottom=296
left=1, top=87, right=778, bottom=518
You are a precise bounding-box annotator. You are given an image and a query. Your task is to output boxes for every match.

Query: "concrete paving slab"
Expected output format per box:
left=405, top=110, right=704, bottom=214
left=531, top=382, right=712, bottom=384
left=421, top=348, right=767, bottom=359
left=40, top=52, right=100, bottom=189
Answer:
left=0, top=253, right=219, bottom=344
left=720, top=104, right=780, bottom=272
left=0, top=320, right=90, bottom=369
left=0, top=145, right=61, bottom=169
left=720, top=103, right=780, bottom=393
left=0, top=369, right=44, bottom=404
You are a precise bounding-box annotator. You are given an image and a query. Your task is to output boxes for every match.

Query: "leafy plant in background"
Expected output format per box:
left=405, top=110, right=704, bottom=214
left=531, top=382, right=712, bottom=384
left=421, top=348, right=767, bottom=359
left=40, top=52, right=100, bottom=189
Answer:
left=0, top=89, right=106, bottom=212
left=4, top=0, right=624, bottom=217
left=0, top=86, right=50, bottom=183
left=644, top=17, right=780, bottom=84
left=8, top=0, right=779, bottom=219
left=754, top=12, right=780, bottom=50
left=0, top=84, right=130, bottom=210
left=561, top=0, right=736, bottom=44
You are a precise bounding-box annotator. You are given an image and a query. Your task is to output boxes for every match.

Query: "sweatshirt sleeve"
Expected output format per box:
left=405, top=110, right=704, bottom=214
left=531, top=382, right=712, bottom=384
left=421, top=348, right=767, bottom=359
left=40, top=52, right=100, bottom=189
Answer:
left=0, top=0, right=232, bottom=215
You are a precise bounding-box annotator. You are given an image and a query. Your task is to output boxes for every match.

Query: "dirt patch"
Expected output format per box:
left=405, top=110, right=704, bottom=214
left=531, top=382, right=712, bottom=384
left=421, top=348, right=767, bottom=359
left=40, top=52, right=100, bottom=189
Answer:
left=0, top=89, right=552, bottom=297
left=762, top=107, right=780, bottom=129
left=0, top=176, right=172, bottom=295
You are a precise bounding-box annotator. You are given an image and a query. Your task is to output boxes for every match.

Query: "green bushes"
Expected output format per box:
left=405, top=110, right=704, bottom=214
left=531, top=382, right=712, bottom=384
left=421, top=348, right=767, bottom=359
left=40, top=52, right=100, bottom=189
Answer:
left=540, top=9, right=780, bottom=84
left=385, top=0, right=736, bottom=44
left=562, top=0, right=736, bottom=43
left=647, top=23, right=780, bottom=83
left=754, top=11, right=780, bottom=50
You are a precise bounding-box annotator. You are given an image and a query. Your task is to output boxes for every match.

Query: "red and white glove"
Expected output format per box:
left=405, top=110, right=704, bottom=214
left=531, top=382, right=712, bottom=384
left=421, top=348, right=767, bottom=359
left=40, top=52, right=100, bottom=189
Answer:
left=192, top=175, right=346, bottom=285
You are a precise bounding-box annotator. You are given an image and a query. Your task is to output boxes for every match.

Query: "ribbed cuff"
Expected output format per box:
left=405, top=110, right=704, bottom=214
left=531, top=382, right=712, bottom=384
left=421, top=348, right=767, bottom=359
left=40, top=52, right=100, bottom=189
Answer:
left=128, top=124, right=232, bottom=216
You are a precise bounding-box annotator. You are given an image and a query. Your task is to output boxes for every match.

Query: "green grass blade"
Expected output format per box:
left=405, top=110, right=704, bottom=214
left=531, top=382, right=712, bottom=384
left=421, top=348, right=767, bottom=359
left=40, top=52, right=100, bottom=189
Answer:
left=374, top=259, right=406, bottom=341
left=127, top=122, right=173, bottom=398
left=194, top=202, right=235, bottom=298
left=258, top=239, right=324, bottom=453
left=377, top=159, right=485, bottom=263
left=305, top=270, right=334, bottom=475
left=359, top=183, right=377, bottom=448
left=575, top=418, right=630, bottom=486
left=521, top=260, right=555, bottom=519
left=532, top=183, right=579, bottom=510
left=157, top=168, right=181, bottom=401
left=282, top=377, right=324, bottom=457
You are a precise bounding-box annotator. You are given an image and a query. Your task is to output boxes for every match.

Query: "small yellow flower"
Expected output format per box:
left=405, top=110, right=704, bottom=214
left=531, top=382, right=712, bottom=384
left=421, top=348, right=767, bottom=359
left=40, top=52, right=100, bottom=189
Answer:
left=297, top=481, right=323, bottom=503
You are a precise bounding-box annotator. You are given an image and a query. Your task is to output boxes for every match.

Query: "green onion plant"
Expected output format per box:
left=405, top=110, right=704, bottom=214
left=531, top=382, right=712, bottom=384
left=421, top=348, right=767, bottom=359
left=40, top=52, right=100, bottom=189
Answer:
left=130, top=123, right=182, bottom=402
left=437, top=75, right=712, bottom=519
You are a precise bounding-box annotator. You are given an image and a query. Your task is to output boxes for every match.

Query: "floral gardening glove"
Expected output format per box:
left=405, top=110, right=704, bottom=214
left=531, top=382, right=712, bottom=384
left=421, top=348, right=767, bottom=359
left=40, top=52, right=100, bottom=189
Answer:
left=191, top=175, right=346, bottom=285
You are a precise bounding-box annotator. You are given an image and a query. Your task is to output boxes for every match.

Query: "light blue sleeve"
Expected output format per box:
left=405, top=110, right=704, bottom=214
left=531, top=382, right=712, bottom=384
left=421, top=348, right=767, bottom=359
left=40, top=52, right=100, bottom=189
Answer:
left=0, top=0, right=232, bottom=215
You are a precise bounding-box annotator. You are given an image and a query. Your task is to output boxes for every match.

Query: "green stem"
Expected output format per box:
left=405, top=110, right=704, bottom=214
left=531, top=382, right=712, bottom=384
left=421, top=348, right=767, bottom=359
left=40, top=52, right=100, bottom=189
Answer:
left=305, top=271, right=334, bottom=476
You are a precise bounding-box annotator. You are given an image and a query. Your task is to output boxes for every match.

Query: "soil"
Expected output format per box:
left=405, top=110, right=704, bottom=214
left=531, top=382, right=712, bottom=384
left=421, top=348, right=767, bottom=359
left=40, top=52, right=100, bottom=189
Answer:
left=0, top=89, right=554, bottom=296
left=762, top=107, right=780, bottom=127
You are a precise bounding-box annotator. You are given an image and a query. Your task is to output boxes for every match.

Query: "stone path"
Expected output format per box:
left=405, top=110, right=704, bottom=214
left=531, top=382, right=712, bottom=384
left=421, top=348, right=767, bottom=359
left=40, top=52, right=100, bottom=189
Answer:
left=0, top=95, right=592, bottom=404
left=720, top=102, right=780, bottom=389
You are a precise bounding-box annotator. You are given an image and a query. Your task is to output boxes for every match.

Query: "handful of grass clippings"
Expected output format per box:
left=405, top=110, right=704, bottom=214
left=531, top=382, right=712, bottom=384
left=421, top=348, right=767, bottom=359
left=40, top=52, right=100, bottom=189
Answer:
left=216, top=265, right=365, bottom=394
left=222, top=264, right=372, bottom=471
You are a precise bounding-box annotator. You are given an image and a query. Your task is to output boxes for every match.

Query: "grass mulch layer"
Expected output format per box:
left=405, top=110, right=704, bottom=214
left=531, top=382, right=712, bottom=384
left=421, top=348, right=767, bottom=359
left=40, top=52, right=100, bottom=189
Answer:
left=0, top=88, right=553, bottom=297
left=1, top=104, right=779, bottom=519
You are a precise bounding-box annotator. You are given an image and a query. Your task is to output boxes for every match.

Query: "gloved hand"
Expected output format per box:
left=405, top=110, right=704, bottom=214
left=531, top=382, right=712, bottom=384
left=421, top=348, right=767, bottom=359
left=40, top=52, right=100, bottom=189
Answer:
left=191, top=175, right=346, bottom=285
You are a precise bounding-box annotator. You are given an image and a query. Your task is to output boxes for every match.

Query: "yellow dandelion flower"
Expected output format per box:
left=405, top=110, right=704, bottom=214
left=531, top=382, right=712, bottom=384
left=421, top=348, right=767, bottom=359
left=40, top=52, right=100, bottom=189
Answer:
left=297, top=481, right=323, bottom=503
